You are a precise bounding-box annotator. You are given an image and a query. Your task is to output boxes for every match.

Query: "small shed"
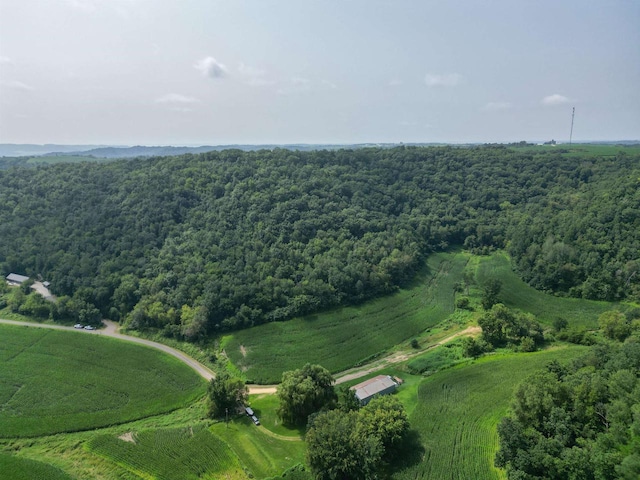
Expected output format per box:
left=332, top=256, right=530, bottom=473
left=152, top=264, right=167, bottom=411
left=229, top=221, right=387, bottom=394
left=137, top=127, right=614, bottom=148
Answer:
left=6, top=273, right=30, bottom=286
left=351, top=375, right=398, bottom=406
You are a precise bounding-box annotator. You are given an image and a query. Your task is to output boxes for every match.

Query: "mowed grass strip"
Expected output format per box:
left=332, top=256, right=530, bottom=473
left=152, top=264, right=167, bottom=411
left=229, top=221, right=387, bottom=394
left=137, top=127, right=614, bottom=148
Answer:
left=224, top=252, right=468, bottom=383
left=475, top=253, right=614, bottom=329
left=0, top=453, right=72, bottom=480
left=211, top=417, right=307, bottom=479
left=88, top=426, right=247, bottom=480
left=392, top=346, right=585, bottom=480
left=0, top=325, right=205, bottom=437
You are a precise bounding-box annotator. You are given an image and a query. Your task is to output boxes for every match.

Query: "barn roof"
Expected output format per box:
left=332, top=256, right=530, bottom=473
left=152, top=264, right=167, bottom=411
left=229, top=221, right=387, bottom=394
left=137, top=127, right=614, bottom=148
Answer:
left=6, top=273, right=29, bottom=284
left=351, top=375, right=398, bottom=402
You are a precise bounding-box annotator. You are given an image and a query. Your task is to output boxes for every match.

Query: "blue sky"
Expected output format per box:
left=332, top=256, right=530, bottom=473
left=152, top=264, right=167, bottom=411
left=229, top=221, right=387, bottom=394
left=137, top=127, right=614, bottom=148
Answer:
left=0, top=0, right=638, bottom=145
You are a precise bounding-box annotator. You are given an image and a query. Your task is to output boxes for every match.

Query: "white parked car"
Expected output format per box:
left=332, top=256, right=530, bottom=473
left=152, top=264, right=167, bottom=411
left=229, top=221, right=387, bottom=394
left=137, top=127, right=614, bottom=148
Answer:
left=74, top=324, right=83, bottom=329
left=251, top=415, right=260, bottom=425
left=84, top=325, right=95, bottom=330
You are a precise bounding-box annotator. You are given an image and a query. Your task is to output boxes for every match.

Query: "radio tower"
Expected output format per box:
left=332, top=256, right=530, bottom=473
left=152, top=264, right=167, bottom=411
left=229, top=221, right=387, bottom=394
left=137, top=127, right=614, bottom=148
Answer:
left=569, top=107, right=575, bottom=145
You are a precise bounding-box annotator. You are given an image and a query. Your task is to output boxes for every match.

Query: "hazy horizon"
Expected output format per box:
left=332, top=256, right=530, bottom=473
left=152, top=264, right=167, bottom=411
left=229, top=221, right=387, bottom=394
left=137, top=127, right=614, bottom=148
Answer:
left=1, top=1, right=638, bottom=145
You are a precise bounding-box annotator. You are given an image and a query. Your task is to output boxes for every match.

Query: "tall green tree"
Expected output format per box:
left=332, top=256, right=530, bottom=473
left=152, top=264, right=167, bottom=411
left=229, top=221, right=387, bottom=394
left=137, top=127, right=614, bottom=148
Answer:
left=481, top=278, right=502, bottom=310
left=306, top=409, right=382, bottom=480
left=207, top=371, right=248, bottom=419
left=277, top=363, right=336, bottom=425
left=306, top=394, right=411, bottom=479
left=355, top=395, right=409, bottom=455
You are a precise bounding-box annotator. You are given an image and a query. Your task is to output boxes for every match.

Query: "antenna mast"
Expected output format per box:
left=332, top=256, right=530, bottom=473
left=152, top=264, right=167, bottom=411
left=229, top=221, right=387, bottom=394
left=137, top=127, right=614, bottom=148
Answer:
left=569, top=107, right=575, bottom=145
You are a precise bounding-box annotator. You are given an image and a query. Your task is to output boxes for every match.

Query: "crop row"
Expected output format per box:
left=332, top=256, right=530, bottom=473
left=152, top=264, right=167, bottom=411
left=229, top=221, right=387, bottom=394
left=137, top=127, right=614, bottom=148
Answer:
left=0, top=325, right=205, bottom=437
left=88, top=426, right=244, bottom=480
left=225, top=252, right=468, bottom=383
left=392, top=347, right=585, bottom=479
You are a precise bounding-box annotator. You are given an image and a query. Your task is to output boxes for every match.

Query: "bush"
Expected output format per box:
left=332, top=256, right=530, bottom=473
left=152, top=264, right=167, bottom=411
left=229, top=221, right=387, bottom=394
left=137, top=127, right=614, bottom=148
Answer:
left=455, top=297, right=470, bottom=309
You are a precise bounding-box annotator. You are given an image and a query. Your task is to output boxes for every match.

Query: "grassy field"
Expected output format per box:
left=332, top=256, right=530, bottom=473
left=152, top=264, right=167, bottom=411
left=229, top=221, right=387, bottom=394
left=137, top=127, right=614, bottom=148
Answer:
left=392, top=346, right=586, bottom=480
left=0, top=324, right=205, bottom=437
left=211, top=417, right=307, bottom=479
left=223, top=249, right=616, bottom=383
left=249, top=393, right=306, bottom=438
left=88, top=426, right=247, bottom=480
left=474, top=253, right=615, bottom=329
left=224, top=251, right=468, bottom=383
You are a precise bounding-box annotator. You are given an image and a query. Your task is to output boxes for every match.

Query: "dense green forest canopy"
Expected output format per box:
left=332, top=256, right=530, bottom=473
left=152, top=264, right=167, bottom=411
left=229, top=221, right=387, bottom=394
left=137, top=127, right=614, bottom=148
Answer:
left=0, top=146, right=638, bottom=339
left=496, top=340, right=640, bottom=479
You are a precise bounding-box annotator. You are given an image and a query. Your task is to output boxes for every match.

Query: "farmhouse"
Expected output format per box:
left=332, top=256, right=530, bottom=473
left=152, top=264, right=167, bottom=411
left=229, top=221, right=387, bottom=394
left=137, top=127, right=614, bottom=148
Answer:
left=351, top=375, right=399, bottom=405
left=6, top=273, right=29, bottom=286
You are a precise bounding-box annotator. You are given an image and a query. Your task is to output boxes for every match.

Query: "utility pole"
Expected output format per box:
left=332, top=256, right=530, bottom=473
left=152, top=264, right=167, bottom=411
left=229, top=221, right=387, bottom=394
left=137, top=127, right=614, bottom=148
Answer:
left=569, top=107, right=575, bottom=145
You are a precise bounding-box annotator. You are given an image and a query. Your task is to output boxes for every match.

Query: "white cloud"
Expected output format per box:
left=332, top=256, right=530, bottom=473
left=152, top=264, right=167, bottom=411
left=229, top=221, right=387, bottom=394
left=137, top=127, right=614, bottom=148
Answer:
left=542, top=94, right=570, bottom=106
left=2, top=80, right=34, bottom=91
left=388, top=78, right=403, bottom=87
left=0, top=56, right=12, bottom=65
left=483, top=101, right=512, bottom=111
left=155, top=93, right=199, bottom=104
left=194, top=56, right=227, bottom=79
left=424, top=73, right=463, bottom=87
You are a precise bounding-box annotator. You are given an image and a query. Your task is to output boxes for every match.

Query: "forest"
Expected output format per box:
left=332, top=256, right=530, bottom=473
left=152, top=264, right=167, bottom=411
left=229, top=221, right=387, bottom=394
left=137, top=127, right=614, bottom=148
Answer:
left=0, top=145, right=638, bottom=340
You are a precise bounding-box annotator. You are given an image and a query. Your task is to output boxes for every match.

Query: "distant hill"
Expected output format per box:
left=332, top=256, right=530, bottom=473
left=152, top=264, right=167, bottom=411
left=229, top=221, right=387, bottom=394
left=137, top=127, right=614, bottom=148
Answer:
left=49, top=144, right=419, bottom=158
left=0, top=144, right=112, bottom=157
left=1, top=143, right=448, bottom=159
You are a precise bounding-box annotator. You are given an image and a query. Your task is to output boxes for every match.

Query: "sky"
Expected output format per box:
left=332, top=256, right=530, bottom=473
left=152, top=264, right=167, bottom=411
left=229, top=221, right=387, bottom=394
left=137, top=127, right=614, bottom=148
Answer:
left=0, top=0, right=638, bottom=146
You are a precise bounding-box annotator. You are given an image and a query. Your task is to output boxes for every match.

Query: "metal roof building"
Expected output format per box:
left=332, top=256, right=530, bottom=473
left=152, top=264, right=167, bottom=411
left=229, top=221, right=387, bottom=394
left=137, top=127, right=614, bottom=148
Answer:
left=351, top=375, right=398, bottom=405
left=6, top=273, right=29, bottom=285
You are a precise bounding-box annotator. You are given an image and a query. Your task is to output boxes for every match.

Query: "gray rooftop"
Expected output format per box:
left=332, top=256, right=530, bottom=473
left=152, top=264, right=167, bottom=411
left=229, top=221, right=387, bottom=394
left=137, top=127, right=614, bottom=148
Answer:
left=6, top=273, right=29, bottom=284
left=351, top=375, right=398, bottom=402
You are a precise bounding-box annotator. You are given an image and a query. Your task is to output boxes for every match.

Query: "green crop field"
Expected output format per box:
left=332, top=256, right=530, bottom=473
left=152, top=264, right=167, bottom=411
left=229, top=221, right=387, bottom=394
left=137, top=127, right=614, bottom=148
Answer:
left=475, top=253, right=615, bottom=329
left=211, top=417, right=308, bottom=479
left=0, top=452, right=72, bottom=480
left=392, top=346, right=586, bottom=480
left=88, top=426, right=246, bottom=480
left=0, top=324, right=205, bottom=437
left=224, top=252, right=468, bottom=383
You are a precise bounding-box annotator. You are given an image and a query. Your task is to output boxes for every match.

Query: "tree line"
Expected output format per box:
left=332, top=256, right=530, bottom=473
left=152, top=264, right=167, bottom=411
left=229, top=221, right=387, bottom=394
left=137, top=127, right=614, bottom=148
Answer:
left=0, top=146, right=638, bottom=337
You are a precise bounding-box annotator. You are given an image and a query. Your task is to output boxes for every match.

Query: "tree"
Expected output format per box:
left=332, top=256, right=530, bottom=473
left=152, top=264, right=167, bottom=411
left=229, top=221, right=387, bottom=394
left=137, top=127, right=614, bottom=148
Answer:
left=306, top=395, right=411, bottom=479
left=207, top=371, right=248, bottom=419
left=336, top=385, right=360, bottom=412
left=462, top=336, right=491, bottom=358
left=277, top=363, right=336, bottom=425
left=478, top=304, right=543, bottom=349
left=599, top=310, right=632, bottom=341
left=355, top=395, right=409, bottom=454
left=306, top=409, right=382, bottom=480
left=481, top=278, right=502, bottom=310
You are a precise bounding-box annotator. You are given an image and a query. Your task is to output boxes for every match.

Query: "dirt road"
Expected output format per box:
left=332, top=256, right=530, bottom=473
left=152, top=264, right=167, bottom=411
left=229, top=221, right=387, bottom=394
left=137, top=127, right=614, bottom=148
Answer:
left=0, top=318, right=216, bottom=382
left=0, top=319, right=480, bottom=394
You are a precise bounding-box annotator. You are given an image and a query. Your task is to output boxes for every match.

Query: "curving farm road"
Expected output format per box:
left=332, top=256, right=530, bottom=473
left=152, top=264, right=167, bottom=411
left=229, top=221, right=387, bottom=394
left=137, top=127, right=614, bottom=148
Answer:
left=0, top=318, right=216, bottom=382
left=0, top=319, right=480, bottom=394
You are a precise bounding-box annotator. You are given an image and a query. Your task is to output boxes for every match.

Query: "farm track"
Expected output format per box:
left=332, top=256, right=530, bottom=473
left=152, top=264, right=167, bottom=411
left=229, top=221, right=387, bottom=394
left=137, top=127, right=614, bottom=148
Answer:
left=0, top=318, right=216, bottom=382
left=0, top=319, right=480, bottom=394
